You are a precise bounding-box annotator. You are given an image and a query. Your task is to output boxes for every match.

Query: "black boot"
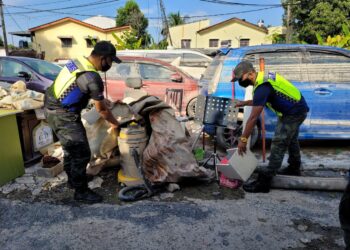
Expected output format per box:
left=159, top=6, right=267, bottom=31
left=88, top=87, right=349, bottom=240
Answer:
left=243, top=174, right=272, bottom=193
left=74, top=188, right=103, bottom=203
left=278, top=165, right=301, bottom=176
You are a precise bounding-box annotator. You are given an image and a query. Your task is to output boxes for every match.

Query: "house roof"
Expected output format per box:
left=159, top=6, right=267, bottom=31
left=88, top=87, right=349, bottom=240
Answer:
left=29, top=17, right=130, bottom=33
left=83, top=15, right=116, bottom=29
left=197, top=17, right=268, bottom=34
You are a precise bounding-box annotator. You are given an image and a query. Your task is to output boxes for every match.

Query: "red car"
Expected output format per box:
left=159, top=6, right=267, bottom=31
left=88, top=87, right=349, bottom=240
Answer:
left=104, top=56, right=199, bottom=117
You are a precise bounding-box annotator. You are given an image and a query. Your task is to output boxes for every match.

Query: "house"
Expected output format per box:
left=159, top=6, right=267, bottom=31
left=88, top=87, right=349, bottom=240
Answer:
left=169, top=17, right=278, bottom=49
left=28, top=17, right=131, bottom=61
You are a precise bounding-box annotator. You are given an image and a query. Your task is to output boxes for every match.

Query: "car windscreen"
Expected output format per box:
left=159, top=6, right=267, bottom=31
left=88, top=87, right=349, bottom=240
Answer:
left=19, top=58, right=62, bottom=80
left=200, top=54, right=225, bottom=93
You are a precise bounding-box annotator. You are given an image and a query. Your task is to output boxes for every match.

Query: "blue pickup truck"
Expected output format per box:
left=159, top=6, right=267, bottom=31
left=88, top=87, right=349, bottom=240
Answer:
left=199, top=44, right=350, bottom=149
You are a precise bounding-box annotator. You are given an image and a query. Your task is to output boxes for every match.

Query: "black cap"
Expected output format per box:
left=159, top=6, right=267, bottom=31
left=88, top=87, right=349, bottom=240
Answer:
left=92, top=41, right=121, bottom=63
left=231, top=61, right=254, bottom=82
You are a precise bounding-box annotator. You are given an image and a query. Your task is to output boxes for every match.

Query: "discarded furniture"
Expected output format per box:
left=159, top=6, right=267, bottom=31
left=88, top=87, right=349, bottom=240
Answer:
left=0, top=110, right=25, bottom=186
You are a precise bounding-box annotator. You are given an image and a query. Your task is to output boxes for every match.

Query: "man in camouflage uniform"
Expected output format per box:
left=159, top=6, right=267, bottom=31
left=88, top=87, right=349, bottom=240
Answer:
left=44, top=41, right=121, bottom=203
left=232, top=61, right=309, bottom=193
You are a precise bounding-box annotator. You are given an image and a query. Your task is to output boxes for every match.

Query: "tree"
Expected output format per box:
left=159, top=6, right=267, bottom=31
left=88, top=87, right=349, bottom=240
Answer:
left=316, top=23, right=350, bottom=49
left=159, top=12, right=186, bottom=48
left=282, top=0, right=350, bottom=44
left=116, top=0, right=150, bottom=46
left=0, top=36, right=3, bottom=47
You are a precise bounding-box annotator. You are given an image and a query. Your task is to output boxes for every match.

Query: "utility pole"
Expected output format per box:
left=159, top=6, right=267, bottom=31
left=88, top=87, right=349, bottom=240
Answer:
left=0, top=0, right=8, bottom=55
left=286, top=2, right=292, bottom=44
left=159, top=0, right=173, bottom=47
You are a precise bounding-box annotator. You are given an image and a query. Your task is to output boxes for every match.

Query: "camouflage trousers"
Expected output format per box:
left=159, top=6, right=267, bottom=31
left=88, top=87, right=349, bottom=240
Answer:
left=45, top=110, right=91, bottom=190
left=261, top=112, right=307, bottom=177
left=339, top=182, right=350, bottom=249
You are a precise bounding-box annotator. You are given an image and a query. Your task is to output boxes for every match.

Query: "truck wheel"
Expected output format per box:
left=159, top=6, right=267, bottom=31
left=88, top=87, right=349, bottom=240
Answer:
left=216, top=123, right=259, bottom=150
left=186, top=97, right=197, bottom=118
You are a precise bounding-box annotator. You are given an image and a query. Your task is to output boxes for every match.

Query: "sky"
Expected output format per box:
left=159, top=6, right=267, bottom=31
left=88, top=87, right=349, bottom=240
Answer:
left=4, top=0, right=285, bottom=46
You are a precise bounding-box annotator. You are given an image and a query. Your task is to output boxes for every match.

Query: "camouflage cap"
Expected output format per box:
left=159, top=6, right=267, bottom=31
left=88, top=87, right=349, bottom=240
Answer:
left=231, top=61, right=255, bottom=82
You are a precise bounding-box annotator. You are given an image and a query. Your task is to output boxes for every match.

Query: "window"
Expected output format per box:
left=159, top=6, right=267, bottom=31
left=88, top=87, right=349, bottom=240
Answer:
left=60, top=38, right=72, bottom=48
left=86, top=38, right=98, bottom=48
left=307, top=51, right=350, bottom=83
left=244, top=51, right=304, bottom=81
left=0, top=59, right=29, bottom=78
left=181, top=39, right=191, bottom=49
left=181, top=53, right=211, bottom=67
left=139, top=63, right=174, bottom=82
left=145, top=53, right=179, bottom=63
left=106, top=62, right=134, bottom=80
left=209, top=39, right=219, bottom=47
left=239, top=39, right=250, bottom=47
left=18, top=57, right=62, bottom=80
left=221, top=40, right=231, bottom=47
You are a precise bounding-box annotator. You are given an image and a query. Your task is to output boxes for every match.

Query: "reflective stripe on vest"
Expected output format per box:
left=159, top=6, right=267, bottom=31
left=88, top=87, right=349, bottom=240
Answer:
left=254, top=72, right=301, bottom=116
left=52, top=57, right=97, bottom=99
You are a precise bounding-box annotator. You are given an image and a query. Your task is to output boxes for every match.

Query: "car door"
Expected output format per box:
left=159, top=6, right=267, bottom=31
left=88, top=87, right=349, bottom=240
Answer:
left=0, top=58, right=36, bottom=90
left=305, top=50, right=350, bottom=137
left=105, top=62, right=136, bottom=102
left=244, top=50, right=311, bottom=138
left=137, top=62, right=184, bottom=101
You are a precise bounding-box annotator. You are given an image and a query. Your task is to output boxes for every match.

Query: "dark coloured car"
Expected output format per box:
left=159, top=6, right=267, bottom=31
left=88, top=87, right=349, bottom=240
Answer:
left=0, top=56, right=62, bottom=93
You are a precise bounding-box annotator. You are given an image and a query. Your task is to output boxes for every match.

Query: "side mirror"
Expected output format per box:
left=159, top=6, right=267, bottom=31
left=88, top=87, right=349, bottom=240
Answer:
left=125, top=77, right=142, bottom=89
left=18, top=71, right=31, bottom=81
left=170, top=73, right=183, bottom=83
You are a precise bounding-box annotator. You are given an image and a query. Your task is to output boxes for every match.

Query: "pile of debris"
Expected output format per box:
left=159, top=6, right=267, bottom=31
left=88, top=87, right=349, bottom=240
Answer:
left=0, top=81, right=44, bottom=110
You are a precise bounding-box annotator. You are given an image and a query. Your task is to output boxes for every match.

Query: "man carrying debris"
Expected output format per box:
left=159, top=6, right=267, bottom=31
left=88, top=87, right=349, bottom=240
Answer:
left=232, top=61, right=309, bottom=193
left=44, top=41, right=121, bottom=203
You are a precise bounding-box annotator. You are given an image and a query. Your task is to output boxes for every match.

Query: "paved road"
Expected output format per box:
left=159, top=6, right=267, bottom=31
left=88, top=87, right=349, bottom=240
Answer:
left=0, top=189, right=344, bottom=250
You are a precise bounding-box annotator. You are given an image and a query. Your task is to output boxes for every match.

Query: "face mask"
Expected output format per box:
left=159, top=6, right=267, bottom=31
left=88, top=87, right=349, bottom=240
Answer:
left=238, top=79, right=252, bottom=88
left=101, top=57, right=111, bottom=72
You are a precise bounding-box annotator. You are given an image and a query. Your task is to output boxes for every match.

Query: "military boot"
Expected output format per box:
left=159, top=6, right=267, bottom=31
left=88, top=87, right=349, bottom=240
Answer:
left=74, top=188, right=103, bottom=203
left=243, top=173, right=272, bottom=193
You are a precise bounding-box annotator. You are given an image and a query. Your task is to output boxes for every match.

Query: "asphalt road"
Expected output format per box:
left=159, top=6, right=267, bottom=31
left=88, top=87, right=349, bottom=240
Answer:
left=0, top=140, right=348, bottom=250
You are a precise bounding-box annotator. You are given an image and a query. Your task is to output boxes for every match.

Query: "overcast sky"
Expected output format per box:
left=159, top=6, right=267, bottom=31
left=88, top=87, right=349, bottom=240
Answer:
left=4, top=0, right=284, bottom=46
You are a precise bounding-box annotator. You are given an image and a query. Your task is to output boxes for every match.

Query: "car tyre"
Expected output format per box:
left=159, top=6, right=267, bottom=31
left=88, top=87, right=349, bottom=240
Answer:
left=186, top=97, right=197, bottom=118
left=216, top=123, right=260, bottom=150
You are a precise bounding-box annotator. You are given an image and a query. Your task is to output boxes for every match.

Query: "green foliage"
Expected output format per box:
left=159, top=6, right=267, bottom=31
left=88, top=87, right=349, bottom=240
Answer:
left=282, top=0, right=350, bottom=44
left=0, top=36, right=3, bottom=47
left=161, top=12, right=186, bottom=37
left=267, top=32, right=286, bottom=44
left=112, top=30, right=142, bottom=50
left=316, top=23, right=350, bottom=49
left=115, top=0, right=150, bottom=47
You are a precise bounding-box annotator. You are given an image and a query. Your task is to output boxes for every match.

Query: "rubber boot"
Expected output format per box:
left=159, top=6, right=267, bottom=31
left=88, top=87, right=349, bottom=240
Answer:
left=74, top=188, right=103, bottom=203
left=243, top=173, right=272, bottom=193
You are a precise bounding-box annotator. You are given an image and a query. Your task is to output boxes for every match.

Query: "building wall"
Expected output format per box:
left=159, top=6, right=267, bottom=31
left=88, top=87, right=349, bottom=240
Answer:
left=169, top=19, right=273, bottom=49
left=168, top=20, right=210, bottom=49
left=198, top=22, right=271, bottom=48
left=32, top=21, right=127, bottom=61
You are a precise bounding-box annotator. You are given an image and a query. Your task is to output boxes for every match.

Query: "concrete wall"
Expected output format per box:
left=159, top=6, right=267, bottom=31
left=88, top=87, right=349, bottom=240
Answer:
left=32, top=21, right=128, bottom=61
left=168, top=20, right=210, bottom=49
left=169, top=19, right=273, bottom=49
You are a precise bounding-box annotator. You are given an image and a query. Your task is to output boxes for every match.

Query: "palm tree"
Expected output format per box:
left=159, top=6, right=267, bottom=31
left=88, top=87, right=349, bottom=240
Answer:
left=161, top=12, right=185, bottom=36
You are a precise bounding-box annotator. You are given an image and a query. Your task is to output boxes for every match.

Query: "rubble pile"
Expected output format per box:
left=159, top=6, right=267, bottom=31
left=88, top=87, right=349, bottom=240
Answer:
left=0, top=81, right=44, bottom=110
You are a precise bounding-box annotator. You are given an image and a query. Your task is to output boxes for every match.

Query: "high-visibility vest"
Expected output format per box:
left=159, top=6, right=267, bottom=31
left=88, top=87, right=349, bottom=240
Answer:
left=254, top=72, right=301, bottom=116
left=50, top=57, right=98, bottom=108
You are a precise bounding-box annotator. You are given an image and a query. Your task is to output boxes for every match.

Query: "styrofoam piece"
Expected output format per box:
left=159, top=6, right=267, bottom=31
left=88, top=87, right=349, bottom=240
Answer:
left=217, top=149, right=258, bottom=181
